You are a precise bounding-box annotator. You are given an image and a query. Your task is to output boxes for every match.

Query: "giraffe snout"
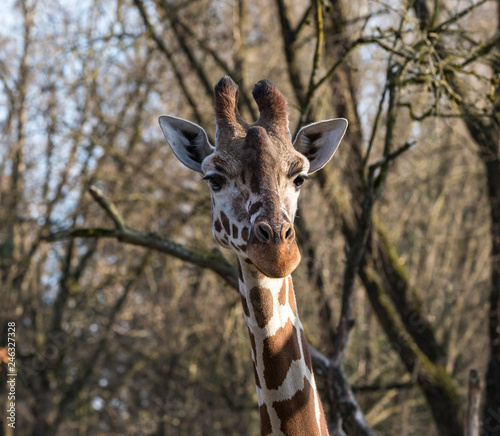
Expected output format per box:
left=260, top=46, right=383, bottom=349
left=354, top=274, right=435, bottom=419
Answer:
left=247, top=221, right=300, bottom=278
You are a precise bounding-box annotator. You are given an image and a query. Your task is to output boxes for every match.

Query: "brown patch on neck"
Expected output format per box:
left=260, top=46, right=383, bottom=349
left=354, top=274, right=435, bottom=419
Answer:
left=273, top=376, right=326, bottom=435
left=259, top=404, right=273, bottom=436
left=220, top=211, right=231, bottom=234
left=241, top=295, right=250, bottom=317
left=248, top=328, right=257, bottom=358
left=249, top=286, right=274, bottom=328
left=214, top=218, right=222, bottom=233
left=262, top=318, right=301, bottom=390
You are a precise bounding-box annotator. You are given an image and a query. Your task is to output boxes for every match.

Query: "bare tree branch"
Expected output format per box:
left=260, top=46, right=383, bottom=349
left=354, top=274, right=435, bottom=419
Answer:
left=133, top=0, right=205, bottom=125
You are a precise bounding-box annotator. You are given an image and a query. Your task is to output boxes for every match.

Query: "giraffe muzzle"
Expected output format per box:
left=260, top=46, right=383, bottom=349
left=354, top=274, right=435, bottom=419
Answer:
left=246, top=221, right=301, bottom=278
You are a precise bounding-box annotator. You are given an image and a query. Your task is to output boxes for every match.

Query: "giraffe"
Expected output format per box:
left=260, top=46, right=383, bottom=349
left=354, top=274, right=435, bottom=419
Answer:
left=159, top=76, right=347, bottom=435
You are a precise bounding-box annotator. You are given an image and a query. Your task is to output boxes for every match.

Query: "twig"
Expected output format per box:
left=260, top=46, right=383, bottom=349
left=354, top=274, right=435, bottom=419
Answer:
left=296, top=37, right=362, bottom=132
left=275, top=0, right=307, bottom=108
left=431, top=0, right=489, bottom=34
left=343, top=9, right=390, bottom=26
left=307, top=0, right=324, bottom=106
left=399, top=102, right=435, bottom=120
left=294, top=5, right=312, bottom=35
left=312, top=38, right=364, bottom=94
left=460, top=32, right=500, bottom=68
left=88, top=185, right=126, bottom=230
left=362, top=86, right=388, bottom=171
left=372, top=65, right=401, bottom=192
left=133, top=0, right=204, bottom=125
left=368, top=141, right=416, bottom=172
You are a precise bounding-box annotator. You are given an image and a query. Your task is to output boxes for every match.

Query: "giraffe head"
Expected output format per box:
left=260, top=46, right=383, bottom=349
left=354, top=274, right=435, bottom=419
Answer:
left=159, top=76, right=347, bottom=278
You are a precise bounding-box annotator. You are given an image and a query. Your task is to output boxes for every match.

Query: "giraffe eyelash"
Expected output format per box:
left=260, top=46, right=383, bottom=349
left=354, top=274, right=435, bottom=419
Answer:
left=202, top=173, right=227, bottom=192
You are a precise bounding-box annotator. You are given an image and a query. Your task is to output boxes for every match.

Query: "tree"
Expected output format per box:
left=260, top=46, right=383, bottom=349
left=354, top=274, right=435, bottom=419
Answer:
left=0, top=0, right=496, bottom=434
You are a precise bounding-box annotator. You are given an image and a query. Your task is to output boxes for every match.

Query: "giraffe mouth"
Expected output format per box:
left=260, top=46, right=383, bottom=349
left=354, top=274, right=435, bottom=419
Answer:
left=246, top=238, right=301, bottom=278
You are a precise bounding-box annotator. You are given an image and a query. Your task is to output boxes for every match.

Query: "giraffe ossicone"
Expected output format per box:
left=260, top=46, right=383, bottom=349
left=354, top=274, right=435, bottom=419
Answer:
left=159, top=76, right=347, bottom=435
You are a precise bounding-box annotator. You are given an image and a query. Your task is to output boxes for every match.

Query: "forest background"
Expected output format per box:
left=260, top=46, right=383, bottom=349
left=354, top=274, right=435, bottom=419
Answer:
left=1, top=0, right=500, bottom=435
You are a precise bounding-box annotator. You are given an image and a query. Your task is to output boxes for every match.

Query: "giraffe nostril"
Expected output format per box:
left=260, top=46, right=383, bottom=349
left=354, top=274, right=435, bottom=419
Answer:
left=254, top=222, right=274, bottom=243
left=284, top=226, right=293, bottom=240
left=257, top=224, right=271, bottom=242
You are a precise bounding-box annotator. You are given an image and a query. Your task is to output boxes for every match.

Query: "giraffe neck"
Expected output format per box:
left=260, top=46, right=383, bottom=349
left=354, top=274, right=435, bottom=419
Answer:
left=237, top=260, right=329, bottom=436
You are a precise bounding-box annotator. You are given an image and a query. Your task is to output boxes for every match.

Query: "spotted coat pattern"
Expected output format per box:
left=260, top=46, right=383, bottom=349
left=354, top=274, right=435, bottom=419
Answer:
left=238, top=260, right=328, bottom=435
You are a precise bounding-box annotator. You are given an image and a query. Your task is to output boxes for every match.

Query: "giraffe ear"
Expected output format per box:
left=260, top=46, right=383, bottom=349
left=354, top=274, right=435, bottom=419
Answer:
left=293, top=118, right=348, bottom=174
left=158, top=115, right=214, bottom=173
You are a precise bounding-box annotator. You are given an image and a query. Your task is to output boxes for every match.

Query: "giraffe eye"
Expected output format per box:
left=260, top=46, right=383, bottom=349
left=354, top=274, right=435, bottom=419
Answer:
left=293, top=174, right=309, bottom=189
left=203, top=174, right=227, bottom=192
